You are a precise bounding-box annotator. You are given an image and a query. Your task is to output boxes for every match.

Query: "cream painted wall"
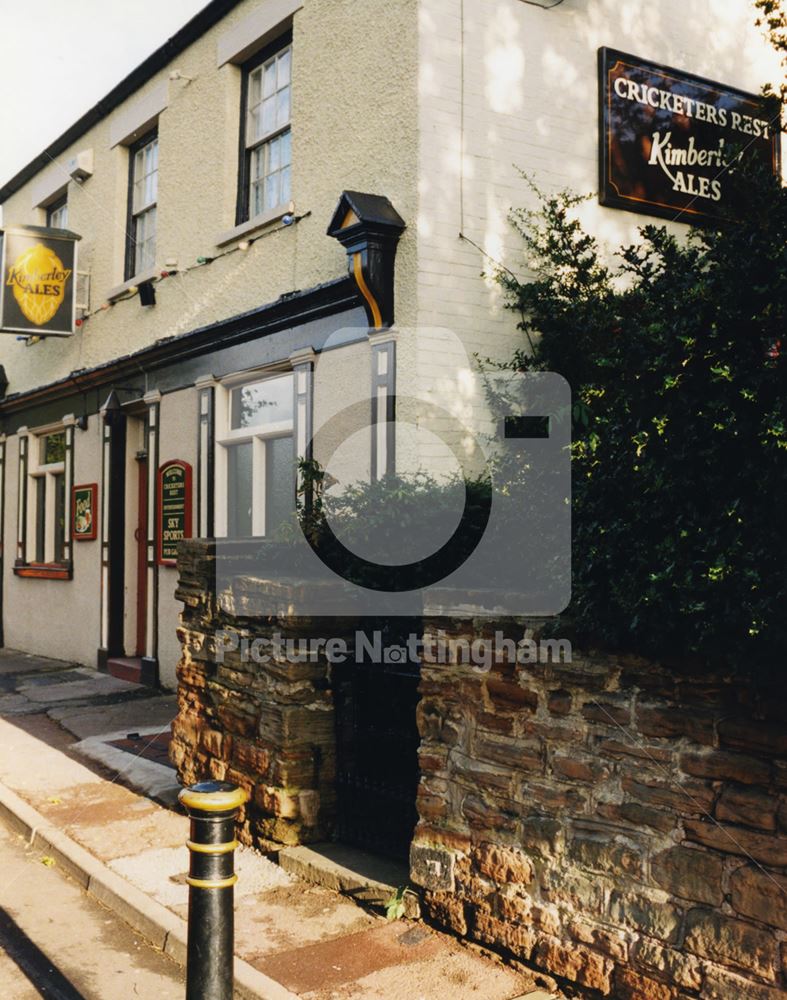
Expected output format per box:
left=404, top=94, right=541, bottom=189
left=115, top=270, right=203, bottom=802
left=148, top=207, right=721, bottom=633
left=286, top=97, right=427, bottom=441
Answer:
left=415, top=0, right=783, bottom=368
left=0, top=0, right=419, bottom=400
left=2, top=417, right=102, bottom=664
left=157, top=387, right=199, bottom=689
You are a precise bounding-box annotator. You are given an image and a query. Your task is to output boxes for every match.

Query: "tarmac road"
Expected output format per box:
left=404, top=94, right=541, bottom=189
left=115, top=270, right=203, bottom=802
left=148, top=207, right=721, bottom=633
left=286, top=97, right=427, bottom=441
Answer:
left=0, top=819, right=184, bottom=1000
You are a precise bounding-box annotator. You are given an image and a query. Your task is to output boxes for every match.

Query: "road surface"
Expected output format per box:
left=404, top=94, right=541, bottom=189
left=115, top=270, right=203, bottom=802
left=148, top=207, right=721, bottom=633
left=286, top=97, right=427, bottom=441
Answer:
left=0, top=819, right=184, bottom=999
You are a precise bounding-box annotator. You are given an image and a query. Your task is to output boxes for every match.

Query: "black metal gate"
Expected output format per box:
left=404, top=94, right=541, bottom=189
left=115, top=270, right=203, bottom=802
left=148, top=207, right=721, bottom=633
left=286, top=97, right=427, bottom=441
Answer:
left=333, top=619, right=421, bottom=861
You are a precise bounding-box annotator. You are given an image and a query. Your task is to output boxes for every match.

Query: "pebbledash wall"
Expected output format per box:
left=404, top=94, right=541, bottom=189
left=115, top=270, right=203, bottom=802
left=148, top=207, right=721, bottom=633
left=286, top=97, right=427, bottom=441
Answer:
left=173, top=543, right=787, bottom=999
left=0, top=0, right=418, bottom=683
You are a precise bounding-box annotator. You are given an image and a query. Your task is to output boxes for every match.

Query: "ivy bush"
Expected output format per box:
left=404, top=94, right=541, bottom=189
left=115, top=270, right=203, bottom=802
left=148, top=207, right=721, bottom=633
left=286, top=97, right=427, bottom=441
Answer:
left=492, top=160, right=787, bottom=665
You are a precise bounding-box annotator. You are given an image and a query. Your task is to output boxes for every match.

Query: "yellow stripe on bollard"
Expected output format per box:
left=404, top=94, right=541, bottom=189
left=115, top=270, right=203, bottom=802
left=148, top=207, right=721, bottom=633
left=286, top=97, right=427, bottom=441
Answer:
left=186, top=839, right=239, bottom=855
left=185, top=874, right=239, bottom=890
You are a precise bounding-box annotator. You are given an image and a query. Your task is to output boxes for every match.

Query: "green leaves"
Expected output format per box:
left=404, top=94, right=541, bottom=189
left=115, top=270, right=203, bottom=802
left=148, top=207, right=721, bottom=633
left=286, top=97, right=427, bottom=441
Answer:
left=492, top=152, right=787, bottom=668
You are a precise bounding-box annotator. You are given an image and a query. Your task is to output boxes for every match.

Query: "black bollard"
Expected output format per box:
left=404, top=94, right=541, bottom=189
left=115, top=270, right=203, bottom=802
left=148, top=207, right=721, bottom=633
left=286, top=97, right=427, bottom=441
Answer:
left=179, top=780, right=248, bottom=1000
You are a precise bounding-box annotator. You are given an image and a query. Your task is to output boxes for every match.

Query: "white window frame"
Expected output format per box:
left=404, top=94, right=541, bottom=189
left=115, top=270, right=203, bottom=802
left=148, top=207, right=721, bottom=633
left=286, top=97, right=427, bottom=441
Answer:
left=127, top=131, right=159, bottom=279
left=215, top=368, right=294, bottom=538
left=27, top=426, right=67, bottom=565
left=242, top=42, right=292, bottom=221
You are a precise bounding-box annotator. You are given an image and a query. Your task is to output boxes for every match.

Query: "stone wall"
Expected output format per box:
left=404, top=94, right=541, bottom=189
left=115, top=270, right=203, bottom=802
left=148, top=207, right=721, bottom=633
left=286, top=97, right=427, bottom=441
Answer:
left=172, top=542, right=787, bottom=997
left=411, top=616, right=787, bottom=999
left=171, top=539, right=355, bottom=847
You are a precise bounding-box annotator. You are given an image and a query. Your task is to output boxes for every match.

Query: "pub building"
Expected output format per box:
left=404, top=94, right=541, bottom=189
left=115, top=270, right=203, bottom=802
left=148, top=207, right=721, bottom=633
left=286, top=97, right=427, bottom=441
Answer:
left=0, top=3, right=783, bottom=982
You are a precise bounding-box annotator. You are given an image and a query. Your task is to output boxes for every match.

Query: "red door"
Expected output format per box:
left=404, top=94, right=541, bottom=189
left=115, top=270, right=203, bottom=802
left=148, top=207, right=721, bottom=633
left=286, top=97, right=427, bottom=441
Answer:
left=135, top=456, right=148, bottom=658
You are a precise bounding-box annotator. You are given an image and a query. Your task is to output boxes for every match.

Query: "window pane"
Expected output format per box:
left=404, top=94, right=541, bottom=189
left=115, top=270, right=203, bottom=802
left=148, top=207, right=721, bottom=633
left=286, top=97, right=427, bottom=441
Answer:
left=35, top=478, right=45, bottom=563
left=265, top=435, right=295, bottom=537
left=227, top=442, right=253, bottom=538
left=280, top=165, right=291, bottom=206
left=249, top=66, right=262, bottom=108
left=135, top=206, right=156, bottom=273
left=262, top=95, right=275, bottom=135
left=278, top=48, right=291, bottom=87
left=263, top=59, right=277, bottom=98
left=248, top=104, right=262, bottom=145
left=40, top=431, right=66, bottom=465
left=268, top=136, right=281, bottom=173
left=276, top=85, right=290, bottom=128
left=250, top=178, right=263, bottom=218
left=53, top=473, right=66, bottom=563
left=280, top=130, right=291, bottom=169
left=264, top=172, right=278, bottom=212
left=48, top=201, right=68, bottom=228
left=230, top=374, right=293, bottom=430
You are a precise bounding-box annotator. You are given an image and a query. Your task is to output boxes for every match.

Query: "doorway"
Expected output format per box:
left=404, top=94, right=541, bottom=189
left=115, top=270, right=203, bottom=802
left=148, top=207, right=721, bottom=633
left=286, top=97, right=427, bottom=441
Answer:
left=332, top=619, right=421, bottom=861
left=134, top=452, right=148, bottom=658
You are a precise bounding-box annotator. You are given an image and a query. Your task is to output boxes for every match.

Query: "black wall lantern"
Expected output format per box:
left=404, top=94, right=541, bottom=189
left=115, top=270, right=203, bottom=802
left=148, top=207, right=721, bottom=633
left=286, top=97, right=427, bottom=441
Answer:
left=327, top=191, right=405, bottom=331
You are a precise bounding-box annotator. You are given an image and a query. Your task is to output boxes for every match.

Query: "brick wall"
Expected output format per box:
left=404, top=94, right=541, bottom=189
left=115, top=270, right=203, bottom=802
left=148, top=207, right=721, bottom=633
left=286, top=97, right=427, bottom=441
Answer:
left=411, top=616, right=787, bottom=999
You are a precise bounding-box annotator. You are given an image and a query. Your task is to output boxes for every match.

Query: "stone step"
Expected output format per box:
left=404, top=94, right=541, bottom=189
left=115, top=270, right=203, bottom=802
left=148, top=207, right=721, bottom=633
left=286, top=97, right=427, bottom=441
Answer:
left=106, top=657, right=144, bottom=684
left=278, top=842, right=421, bottom=918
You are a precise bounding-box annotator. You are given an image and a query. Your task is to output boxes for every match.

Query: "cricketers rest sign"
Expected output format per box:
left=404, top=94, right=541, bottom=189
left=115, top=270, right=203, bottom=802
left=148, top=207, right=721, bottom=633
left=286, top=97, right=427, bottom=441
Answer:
left=157, top=460, right=193, bottom=566
left=599, top=48, right=781, bottom=224
left=0, top=225, right=81, bottom=336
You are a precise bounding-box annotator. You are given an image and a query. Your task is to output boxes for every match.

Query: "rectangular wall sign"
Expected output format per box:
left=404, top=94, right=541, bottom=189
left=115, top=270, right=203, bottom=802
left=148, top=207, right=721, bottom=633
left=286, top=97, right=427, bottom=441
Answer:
left=73, top=483, right=98, bottom=541
left=599, top=48, right=780, bottom=224
left=158, top=460, right=193, bottom=566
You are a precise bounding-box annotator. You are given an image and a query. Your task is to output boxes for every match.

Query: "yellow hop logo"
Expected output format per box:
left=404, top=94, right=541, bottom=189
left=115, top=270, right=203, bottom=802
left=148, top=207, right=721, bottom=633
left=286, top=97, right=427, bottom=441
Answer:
left=6, top=243, right=71, bottom=326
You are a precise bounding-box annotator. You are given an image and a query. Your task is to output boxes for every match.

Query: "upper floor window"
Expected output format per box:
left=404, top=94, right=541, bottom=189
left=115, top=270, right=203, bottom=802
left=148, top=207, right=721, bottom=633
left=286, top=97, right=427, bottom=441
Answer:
left=46, top=195, right=68, bottom=229
left=238, top=39, right=292, bottom=223
left=125, top=130, right=158, bottom=279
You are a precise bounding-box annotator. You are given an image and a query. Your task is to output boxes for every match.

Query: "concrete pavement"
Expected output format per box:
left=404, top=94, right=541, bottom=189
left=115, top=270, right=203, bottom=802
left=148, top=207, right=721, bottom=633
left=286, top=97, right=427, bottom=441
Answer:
left=0, top=648, right=563, bottom=1000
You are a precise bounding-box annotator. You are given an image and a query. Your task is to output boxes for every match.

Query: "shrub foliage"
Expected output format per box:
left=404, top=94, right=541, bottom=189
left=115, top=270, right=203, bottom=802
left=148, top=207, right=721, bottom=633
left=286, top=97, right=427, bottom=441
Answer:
left=493, top=161, right=787, bottom=664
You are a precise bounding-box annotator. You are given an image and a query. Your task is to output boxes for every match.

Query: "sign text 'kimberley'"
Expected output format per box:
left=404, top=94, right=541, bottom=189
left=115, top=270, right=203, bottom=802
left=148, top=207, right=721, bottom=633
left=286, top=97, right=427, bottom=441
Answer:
left=0, top=225, right=80, bottom=336
left=599, top=48, right=780, bottom=223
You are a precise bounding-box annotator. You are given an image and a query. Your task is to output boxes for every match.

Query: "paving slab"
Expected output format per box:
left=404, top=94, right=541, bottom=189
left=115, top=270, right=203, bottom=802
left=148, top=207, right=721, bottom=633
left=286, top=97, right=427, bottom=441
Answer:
left=0, top=693, right=39, bottom=715
left=0, top=649, right=76, bottom=676
left=73, top=726, right=181, bottom=805
left=258, top=922, right=529, bottom=1000
left=19, top=672, right=142, bottom=703
left=230, top=883, right=377, bottom=960
left=51, top=694, right=178, bottom=739
left=279, top=843, right=418, bottom=917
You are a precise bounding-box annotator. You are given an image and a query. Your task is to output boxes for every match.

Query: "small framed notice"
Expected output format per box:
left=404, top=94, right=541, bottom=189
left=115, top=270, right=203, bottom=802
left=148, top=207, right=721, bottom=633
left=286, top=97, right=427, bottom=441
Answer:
left=72, top=483, right=98, bottom=540
left=157, top=460, right=193, bottom=566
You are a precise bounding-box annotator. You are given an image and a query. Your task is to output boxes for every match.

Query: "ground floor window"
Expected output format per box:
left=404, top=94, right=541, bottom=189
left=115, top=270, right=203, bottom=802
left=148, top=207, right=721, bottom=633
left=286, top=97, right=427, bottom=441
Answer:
left=217, top=371, right=295, bottom=538
left=29, top=429, right=68, bottom=565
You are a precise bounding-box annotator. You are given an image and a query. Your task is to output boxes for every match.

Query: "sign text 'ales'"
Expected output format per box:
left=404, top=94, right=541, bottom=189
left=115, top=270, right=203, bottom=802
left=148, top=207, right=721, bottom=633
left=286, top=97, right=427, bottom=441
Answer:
left=0, top=225, right=80, bottom=336
left=599, top=48, right=780, bottom=223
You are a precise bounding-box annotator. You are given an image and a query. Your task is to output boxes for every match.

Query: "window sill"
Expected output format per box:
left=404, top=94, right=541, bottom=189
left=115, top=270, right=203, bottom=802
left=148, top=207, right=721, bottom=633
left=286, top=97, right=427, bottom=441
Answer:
left=14, top=562, right=72, bottom=580
left=214, top=207, right=289, bottom=248
left=106, top=265, right=159, bottom=303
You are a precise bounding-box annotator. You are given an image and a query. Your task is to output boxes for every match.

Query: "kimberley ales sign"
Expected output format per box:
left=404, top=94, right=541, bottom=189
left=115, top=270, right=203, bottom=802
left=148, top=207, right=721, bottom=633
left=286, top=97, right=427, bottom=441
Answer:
left=0, top=225, right=79, bottom=336
left=599, top=48, right=781, bottom=223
